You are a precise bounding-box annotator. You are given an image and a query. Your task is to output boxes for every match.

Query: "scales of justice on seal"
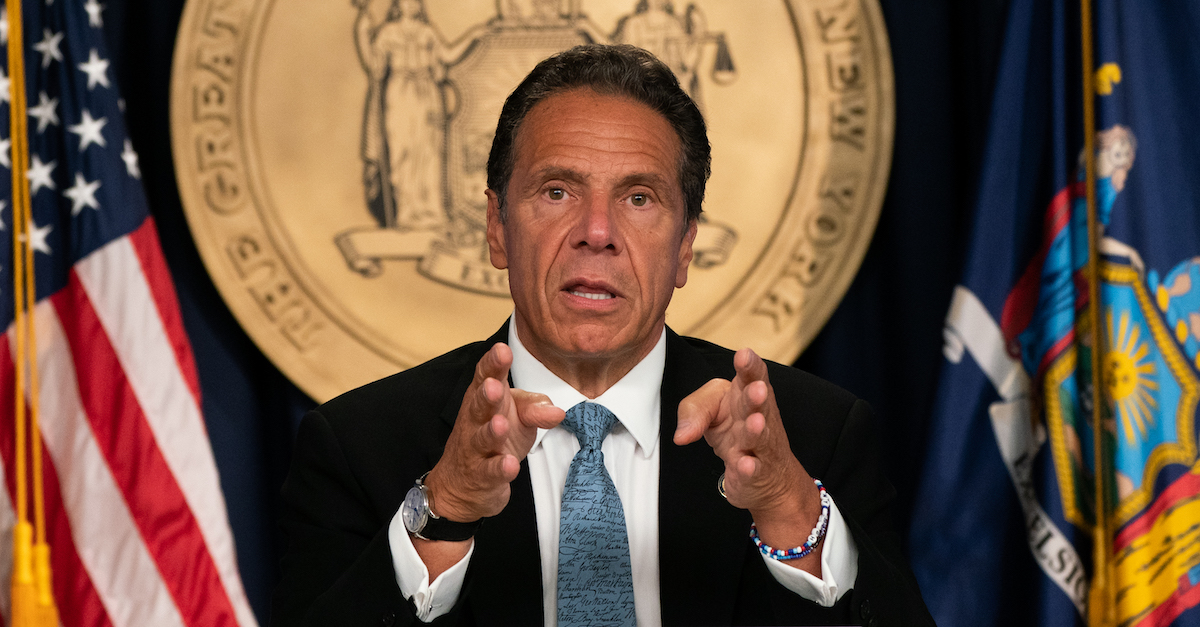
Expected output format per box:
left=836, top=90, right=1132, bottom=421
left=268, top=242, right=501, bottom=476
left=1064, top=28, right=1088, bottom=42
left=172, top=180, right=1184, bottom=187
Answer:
left=336, top=0, right=740, bottom=296
left=170, top=0, right=894, bottom=401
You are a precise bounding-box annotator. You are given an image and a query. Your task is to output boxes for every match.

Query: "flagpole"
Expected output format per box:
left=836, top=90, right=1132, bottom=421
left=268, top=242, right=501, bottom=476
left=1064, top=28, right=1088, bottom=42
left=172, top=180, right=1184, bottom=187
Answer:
left=1080, top=0, right=1113, bottom=625
left=6, top=0, right=37, bottom=620
left=6, top=2, right=57, bottom=623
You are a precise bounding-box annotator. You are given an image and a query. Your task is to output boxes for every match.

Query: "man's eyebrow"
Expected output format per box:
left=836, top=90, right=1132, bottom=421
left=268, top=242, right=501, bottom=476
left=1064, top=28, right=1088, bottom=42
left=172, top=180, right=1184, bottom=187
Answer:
left=615, top=172, right=673, bottom=191
left=529, top=166, right=587, bottom=185
left=522, top=167, right=675, bottom=197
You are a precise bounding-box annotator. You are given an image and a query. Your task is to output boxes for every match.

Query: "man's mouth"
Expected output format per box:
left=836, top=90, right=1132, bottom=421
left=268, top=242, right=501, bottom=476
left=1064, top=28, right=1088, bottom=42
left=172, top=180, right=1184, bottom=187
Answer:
left=569, top=290, right=614, bottom=301
left=565, top=281, right=618, bottom=302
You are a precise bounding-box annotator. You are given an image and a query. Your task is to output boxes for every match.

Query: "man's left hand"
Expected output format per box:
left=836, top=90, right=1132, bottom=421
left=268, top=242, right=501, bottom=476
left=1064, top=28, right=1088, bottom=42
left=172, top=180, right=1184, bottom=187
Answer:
left=674, top=348, right=825, bottom=574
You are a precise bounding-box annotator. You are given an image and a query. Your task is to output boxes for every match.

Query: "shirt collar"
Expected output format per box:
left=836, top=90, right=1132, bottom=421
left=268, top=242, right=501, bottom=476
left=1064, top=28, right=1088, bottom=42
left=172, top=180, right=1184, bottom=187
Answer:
left=507, top=314, right=664, bottom=459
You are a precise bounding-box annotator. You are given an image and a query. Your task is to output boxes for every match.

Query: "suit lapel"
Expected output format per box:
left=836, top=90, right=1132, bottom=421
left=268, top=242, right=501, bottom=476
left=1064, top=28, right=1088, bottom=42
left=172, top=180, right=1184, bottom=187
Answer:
left=468, top=460, right=543, bottom=625
left=658, top=330, right=750, bottom=626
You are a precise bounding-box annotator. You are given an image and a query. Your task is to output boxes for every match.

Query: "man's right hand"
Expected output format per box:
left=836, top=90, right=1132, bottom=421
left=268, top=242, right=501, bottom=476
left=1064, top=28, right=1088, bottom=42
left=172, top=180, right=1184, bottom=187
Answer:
left=423, top=342, right=564, bottom=524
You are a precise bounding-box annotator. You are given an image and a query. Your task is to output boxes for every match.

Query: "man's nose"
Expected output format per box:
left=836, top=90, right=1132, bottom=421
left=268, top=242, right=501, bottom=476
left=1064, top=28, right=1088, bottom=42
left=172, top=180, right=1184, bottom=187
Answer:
left=573, top=194, right=619, bottom=252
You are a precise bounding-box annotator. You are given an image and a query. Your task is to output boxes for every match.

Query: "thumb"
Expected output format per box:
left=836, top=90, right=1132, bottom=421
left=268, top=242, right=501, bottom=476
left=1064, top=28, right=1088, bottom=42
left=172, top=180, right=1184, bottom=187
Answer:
left=674, top=378, right=729, bottom=445
left=511, top=389, right=565, bottom=430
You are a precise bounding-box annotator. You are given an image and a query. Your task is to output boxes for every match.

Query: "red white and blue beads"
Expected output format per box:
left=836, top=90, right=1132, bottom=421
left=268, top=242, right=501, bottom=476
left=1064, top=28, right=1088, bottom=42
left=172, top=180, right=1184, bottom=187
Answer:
left=749, top=478, right=831, bottom=561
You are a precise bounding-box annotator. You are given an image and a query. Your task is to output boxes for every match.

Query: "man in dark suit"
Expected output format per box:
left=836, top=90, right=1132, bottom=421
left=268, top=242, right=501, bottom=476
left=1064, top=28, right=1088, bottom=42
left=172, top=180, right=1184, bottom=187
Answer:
left=271, top=44, right=933, bottom=626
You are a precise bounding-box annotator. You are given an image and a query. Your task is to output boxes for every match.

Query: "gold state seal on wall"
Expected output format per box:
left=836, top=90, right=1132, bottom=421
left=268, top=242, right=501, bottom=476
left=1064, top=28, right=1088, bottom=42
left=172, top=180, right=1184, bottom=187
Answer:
left=170, top=0, right=895, bottom=403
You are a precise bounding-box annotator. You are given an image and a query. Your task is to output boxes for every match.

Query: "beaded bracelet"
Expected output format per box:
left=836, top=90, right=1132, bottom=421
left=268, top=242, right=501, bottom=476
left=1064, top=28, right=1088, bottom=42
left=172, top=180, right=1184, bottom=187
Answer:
left=749, top=478, right=831, bottom=560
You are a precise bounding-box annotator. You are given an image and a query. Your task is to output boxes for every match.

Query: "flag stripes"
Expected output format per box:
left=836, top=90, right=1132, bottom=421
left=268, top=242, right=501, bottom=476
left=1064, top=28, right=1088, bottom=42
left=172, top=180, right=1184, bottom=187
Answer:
left=78, top=224, right=255, bottom=626
left=0, top=220, right=255, bottom=626
left=125, top=221, right=202, bottom=405
left=54, top=272, right=240, bottom=626
left=4, top=311, right=184, bottom=627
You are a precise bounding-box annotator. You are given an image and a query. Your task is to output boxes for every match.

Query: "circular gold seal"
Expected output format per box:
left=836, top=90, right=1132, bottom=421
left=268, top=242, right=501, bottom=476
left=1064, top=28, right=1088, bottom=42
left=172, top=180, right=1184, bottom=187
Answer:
left=170, top=0, right=894, bottom=403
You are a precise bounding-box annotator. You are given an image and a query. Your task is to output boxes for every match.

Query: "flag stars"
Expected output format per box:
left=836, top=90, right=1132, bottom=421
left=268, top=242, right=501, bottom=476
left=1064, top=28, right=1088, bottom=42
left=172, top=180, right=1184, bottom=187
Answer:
left=28, top=92, right=59, bottom=133
left=65, top=173, right=101, bottom=215
left=33, top=29, right=63, bottom=68
left=78, top=49, right=110, bottom=90
left=84, top=0, right=104, bottom=27
left=27, top=156, right=56, bottom=195
left=0, top=137, right=9, bottom=169
left=122, top=139, right=141, bottom=179
left=0, top=68, right=9, bottom=103
left=68, top=110, right=107, bottom=151
left=0, top=7, right=7, bottom=46
left=24, top=219, right=52, bottom=256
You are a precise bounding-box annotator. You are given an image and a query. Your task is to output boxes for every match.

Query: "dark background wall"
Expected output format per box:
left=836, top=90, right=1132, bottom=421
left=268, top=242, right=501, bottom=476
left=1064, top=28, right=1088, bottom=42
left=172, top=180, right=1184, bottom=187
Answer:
left=101, top=1, right=1011, bottom=622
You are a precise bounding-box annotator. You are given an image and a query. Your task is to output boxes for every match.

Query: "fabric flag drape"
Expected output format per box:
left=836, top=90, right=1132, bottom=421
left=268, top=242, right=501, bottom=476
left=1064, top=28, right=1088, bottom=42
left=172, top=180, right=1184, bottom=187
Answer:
left=909, top=0, right=1200, bottom=625
left=0, top=0, right=258, bottom=626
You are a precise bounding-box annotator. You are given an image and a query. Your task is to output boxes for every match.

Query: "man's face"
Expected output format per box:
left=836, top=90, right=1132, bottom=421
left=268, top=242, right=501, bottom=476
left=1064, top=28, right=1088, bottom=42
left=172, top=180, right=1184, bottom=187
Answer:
left=486, top=88, right=697, bottom=372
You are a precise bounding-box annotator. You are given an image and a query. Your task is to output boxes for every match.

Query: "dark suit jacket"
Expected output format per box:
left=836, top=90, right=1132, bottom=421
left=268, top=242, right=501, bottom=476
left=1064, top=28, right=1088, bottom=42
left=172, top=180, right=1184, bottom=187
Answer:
left=271, top=324, right=934, bottom=626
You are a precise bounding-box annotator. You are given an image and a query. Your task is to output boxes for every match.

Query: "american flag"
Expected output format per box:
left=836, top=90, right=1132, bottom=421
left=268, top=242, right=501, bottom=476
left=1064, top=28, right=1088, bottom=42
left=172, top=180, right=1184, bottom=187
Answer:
left=0, top=0, right=257, bottom=625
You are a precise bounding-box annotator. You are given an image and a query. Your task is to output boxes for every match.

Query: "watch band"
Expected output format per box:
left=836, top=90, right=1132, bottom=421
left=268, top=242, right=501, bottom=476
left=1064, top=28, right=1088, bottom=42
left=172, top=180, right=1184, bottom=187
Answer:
left=412, top=473, right=484, bottom=542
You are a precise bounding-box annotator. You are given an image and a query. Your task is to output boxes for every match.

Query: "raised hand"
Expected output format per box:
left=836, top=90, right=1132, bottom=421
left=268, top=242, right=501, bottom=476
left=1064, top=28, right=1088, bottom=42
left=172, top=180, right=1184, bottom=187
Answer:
left=674, top=348, right=824, bottom=572
left=423, top=343, right=565, bottom=524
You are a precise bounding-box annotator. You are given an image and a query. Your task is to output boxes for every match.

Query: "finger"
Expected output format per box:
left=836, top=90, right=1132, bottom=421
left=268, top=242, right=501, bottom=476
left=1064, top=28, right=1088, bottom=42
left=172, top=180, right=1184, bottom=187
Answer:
left=473, top=343, right=514, bottom=388
left=498, top=454, right=520, bottom=482
left=460, top=345, right=513, bottom=426
left=723, top=455, right=759, bottom=490
left=736, top=455, right=758, bottom=479
left=479, top=453, right=520, bottom=485
left=745, top=411, right=766, bottom=438
left=482, top=377, right=507, bottom=405
left=675, top=378, right=730, bottom=445
left=744, top=380, right=769, bottom=407
left=469, top=413, right=511, bottom=456
left=470, top=451, right=518, bottom=485
left=733, top=348, right=769, bottom=388
left=715, top=411, right=766, bottom=464
left=464, top=376, right=507, bottom=426
left=732, top=350, right=776, bottom=423
left=718, top=454, right=761, bottom=508
left=511, top=389, right=565, bottom=430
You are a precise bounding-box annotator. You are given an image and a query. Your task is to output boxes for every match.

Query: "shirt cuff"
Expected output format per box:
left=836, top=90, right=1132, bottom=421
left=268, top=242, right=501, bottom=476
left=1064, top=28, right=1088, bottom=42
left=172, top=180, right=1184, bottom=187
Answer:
left=388, top=507, right=474, bottom=621
left=760, top=495, right=859, bottom=607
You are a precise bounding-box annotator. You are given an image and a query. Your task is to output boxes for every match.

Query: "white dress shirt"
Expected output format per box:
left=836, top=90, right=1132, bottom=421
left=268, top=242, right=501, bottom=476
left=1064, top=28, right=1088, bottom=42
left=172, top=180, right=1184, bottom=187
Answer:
left=388, top=320, right=859, bottom=623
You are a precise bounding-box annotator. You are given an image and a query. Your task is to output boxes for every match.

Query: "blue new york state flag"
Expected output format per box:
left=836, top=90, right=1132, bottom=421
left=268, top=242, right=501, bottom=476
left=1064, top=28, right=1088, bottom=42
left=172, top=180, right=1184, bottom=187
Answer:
left=909, top=1, right=1200, bottom=626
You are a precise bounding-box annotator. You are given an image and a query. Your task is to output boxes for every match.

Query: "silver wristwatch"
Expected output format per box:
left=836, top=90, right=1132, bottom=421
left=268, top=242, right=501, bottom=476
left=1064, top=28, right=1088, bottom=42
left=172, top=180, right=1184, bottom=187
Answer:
left=400, top=472, right=483, bottom=542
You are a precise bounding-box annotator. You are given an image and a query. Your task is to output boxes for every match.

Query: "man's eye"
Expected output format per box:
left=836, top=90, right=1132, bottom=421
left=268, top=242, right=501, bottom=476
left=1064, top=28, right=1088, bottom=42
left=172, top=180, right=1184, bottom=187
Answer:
left=630, top=194, right=648, bottom=207
left=547, top=189, right=566, bottom=200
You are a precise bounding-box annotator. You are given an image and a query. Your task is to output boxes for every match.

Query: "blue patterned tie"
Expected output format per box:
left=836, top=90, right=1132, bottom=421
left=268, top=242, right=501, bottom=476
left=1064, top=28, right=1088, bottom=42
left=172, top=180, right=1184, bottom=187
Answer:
left=557, top=402, right=636, bottom=626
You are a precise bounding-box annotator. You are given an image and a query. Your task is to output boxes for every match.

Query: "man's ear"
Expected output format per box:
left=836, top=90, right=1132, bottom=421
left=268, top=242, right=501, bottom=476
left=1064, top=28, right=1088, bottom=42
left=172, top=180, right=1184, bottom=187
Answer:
left=675, top=218, right=698, bottom=289
left=486, top=189, right=508, bottom=270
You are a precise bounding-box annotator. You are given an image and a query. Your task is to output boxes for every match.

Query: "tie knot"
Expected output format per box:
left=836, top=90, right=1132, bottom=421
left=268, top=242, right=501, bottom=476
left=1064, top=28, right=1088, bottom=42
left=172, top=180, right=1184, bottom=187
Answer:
left=562, top=402, right=617, bottom=450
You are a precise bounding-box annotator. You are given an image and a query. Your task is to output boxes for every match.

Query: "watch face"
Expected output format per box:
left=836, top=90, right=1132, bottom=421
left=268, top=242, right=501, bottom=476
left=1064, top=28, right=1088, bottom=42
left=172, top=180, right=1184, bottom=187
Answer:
left=401, top=484, right=427, bottom=533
